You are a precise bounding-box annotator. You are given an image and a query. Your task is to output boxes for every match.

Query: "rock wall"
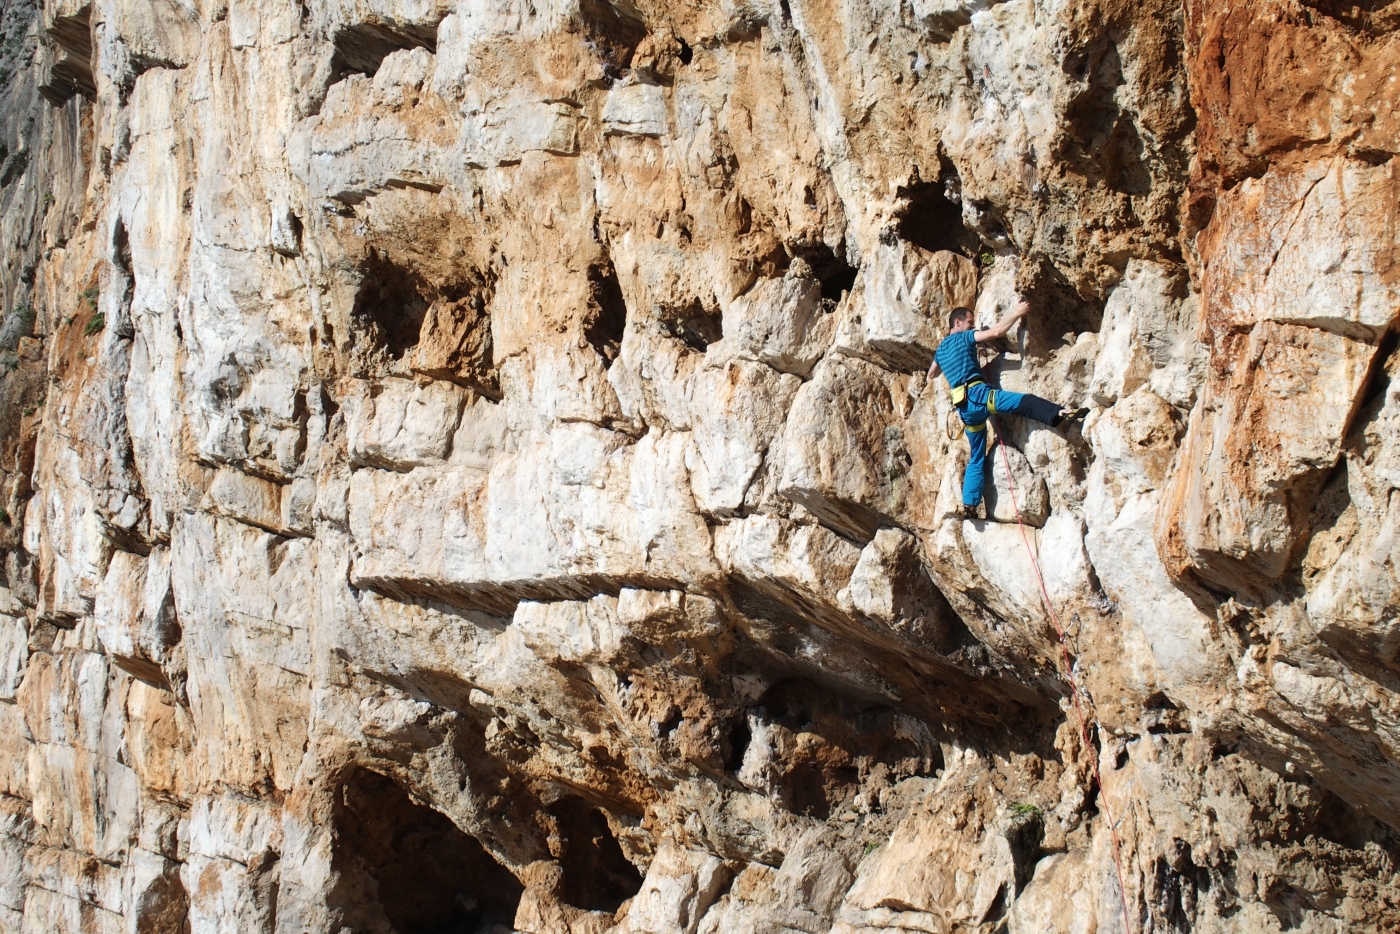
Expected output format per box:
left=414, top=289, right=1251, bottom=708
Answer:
left=0, top=0, right=1398, bottom=931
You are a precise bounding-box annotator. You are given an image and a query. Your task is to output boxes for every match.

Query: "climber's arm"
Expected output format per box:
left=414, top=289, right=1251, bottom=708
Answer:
left=974, top=298, right=1031, bottom=343
left=926, top=359, right=942, bottom=383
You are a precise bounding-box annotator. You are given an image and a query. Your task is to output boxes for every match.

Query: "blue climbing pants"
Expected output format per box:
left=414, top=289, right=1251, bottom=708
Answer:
left=957, top=383, right=1062, bottom=507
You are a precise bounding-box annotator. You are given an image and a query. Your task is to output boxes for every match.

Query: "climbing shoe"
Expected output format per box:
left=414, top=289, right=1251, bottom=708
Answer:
left=1052, top=407, right=1090, bottom=428
left=959, top=504, right=979, bottom=521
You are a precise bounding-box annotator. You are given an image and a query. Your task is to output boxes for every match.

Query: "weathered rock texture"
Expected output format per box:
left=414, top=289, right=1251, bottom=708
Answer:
left=0, top=0, right=1398, bottom=931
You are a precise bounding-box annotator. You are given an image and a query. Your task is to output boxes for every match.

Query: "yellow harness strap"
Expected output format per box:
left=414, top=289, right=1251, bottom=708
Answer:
left=965, top=422, right=986, bottom=433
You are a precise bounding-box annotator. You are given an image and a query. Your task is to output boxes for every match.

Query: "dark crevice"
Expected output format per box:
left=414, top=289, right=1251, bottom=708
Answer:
left=113, top=218, right=132, bottom=279
left=330, top=767, right=523, bottom=934
left=659, top=299, right=722, bottom=354
left=1081, top=772, right=1100, bottom=820
left=1146, top=692, right=1178, bottom=711
left=737, top=679, right=941, bottom=820
left=982, top=883, right=1009, bottom=925
left=659, top=707, right=683, bottom=735
left=894, top=166, right=980, bottom=257
left=1305, top=785, right=1400, bottom=852
left=1152, top=851, right=1200, bottom=934
left=576, top=0, right=646, bottom=71
left=39, top=5, right=94, bottom=104
left=351, top=248, right=431, bottom=367
left=0, top=149, right=28, bottom=189
left=724, top=717, right=752, bottom=772
left=1301, top=0, right=1400, bottom=35
left=345, top=250, right=498, bottom=384
left=789, top=242, right=857, bottom=303
left=584, top=259, right=627, bottom=365
left=331, top=20, right=439, bottom=80
left=1006, top=810, right=1045, bottom=895
left=547, top=797, right=643, bottom=913
left=1357, top=327, right=1398, bottom=413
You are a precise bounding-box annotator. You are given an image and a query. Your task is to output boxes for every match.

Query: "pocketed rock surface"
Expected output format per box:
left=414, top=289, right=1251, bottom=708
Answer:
left=0, top=0, right=1399, bottom=931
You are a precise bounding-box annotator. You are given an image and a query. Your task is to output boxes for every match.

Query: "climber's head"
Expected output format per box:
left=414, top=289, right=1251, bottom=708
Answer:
left=948, top=306, right=974, bottom=333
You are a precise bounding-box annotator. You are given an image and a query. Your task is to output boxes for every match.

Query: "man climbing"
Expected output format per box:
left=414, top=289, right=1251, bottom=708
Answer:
left=927, top=301, right=1088, bottom=520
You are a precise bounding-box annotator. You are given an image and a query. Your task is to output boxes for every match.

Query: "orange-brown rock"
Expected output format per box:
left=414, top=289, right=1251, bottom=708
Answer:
left=0, top=0, right=1399, bottom=932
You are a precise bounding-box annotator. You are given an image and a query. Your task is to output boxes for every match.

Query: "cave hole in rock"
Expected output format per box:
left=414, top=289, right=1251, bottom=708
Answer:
left=352, top=247, right=428, bottom=369
left=331, top=20, right=439, bottom=80
left=584, top=260, right=628, bottom=364
left=1142, top=692, right=1192, bottom=737
left=894, top=176, right=980, bottom=257
left=332, top=767, right=524, bottom=934
left=1006, top=809, right=1045, bottom=894
left=113, top=219, right=133, bottom=280
left=1303, top=783, right=1400, bottom=853
left=659, top=298, right=722, bottom=353
left=577, top=0, right=647, bottom=71
left=789, top=242, right=859, bottom=304
left=39, top=5, right=95, bottom=104
left=724, top=717, right=752, bottom=772
left=738, top=678, right=942, bottom=819
left=546, top=796, right=643, bottom=913
left=1302, top=0, right=1400, bottom=35
left=1152, top=848, right=1207, bottom=934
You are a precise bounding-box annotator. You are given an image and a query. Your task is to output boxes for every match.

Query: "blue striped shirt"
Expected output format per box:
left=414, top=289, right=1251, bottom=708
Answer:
left=935, top=329, right=981, bottom=389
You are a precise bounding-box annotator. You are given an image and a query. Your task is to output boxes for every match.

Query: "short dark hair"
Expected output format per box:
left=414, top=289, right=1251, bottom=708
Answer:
left=948, top=306, right=973, bottom=330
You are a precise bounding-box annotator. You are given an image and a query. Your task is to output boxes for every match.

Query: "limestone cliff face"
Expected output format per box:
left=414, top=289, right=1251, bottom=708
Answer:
left=0, top=0, right=1398, bottom=931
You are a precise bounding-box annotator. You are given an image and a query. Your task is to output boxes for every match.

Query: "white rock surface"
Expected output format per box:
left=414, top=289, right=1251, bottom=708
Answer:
left=0, top=1, right=1398, bottom=932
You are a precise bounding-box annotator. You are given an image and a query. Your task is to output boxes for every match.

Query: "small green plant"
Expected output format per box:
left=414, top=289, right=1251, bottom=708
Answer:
left=82, top=287, right=99, bottom=306
left=42, top=191, right=53, bottom=206
left=84, top=312, right=105, bottom=336
left=862, top=841, right=880, bottom=857
left=0, top=509, right=11, bottom=525
left=15, top=304, right=32, bottom=328
left=979, top=251, right=995, bottom=268
left=22, top=406, right=35, bottom=416
left=1010, top=802, right=1042, bottom=817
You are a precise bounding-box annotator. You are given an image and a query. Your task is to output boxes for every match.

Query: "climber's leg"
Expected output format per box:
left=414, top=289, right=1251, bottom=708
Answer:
left=962, top=422, right=988, bottom=508
left=989, top=389, right=1068, bottom=426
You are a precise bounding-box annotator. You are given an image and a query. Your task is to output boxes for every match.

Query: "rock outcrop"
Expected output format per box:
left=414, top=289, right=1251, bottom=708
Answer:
left=0, top=0, right=1398, bottom=931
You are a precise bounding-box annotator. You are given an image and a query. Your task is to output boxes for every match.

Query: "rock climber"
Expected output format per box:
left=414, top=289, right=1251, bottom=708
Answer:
left=926, top=301, right=1088, bottom=520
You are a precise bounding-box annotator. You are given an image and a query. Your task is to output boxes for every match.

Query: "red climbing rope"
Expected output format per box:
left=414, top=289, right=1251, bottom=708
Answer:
left=992, top=420, right=1135, bottom=934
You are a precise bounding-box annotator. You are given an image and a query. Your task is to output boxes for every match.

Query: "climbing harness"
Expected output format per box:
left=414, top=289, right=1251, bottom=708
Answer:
left=949, top=377, right=984, bottom=407
left=991, top=418, right=1136, bottom=934
left=946, top=378, right=994, bottom=440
